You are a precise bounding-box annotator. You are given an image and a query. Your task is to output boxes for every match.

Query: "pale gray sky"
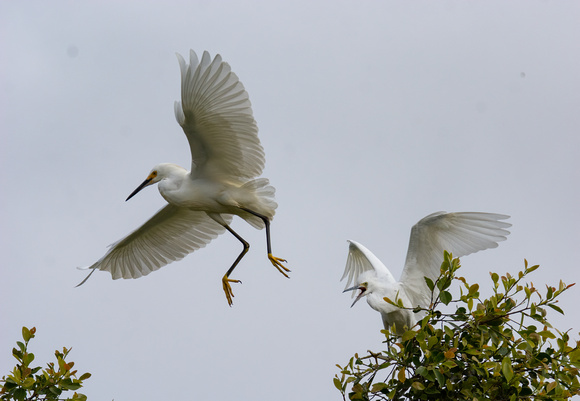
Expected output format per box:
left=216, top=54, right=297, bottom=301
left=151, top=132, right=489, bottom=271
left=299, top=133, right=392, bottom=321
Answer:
left=1, top=1, right=579, bottom=400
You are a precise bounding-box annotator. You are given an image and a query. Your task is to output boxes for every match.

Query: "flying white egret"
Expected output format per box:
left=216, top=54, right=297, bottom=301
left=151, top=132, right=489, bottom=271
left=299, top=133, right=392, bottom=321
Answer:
left=77, top=50, right=288, bottom=305
left=342, top=212, right=511, bottom=334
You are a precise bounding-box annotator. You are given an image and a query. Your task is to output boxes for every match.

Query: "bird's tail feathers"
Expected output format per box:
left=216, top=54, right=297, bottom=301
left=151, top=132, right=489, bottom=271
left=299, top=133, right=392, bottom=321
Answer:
left=241, top=178, right=277, bottom=229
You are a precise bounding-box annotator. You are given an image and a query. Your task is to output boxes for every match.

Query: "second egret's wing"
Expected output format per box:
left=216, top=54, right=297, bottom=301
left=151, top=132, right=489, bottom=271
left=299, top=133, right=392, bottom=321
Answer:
left=174, top=50, right=265, bottom=181
left=341, top=240, right=397, bottom=295
left=400, top=212, right=511, bottom=308
left=77, top=204, right=232, bottom=284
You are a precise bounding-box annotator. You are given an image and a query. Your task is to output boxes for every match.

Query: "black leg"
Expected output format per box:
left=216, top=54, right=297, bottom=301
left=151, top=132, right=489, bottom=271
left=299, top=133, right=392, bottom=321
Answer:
left=240, top=207, right=290, bottom=277
left=221, top=224, right=249, bottom=306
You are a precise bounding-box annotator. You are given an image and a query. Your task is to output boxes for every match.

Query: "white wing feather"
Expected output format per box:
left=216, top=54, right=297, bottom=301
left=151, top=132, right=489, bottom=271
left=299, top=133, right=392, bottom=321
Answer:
left=174, top=50, right=265, bottom=181
left=400, top=212, right=511, bottom=308
left=78, top=205, right=232, bottom=284
left=341, top=240, right=397, bottom=294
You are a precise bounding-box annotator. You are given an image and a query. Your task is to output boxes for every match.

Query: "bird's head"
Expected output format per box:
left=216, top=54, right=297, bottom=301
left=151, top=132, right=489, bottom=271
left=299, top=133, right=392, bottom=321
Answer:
left=125, top=165, right=167, bottom=201
left=343, top=270, right=381, bottom=307
left=343, top=281, right=370, bottom=308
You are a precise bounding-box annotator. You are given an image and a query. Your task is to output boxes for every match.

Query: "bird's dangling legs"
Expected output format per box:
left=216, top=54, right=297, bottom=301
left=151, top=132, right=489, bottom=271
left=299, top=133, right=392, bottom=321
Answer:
left=240, top=207, right=290, bottom=277
left=221, top=224, right=249, bottom=306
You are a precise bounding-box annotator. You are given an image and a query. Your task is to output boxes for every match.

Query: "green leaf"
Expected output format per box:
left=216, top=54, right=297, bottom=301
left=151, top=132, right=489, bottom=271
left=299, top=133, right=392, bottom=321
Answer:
left=22, top=327, right=32, bottom=342
left=536, top=352, right=552, bottom=363
left=569, top=348, right=580, bottom=362
left=398, top=367, right=406, bottom=383
left=49, top=385, right=62, bottom=395
left=60, top=380, right=82, bottom=390
left=502, top=357, right=514, bottom=381
left=440, top=291, right=452, bottom=305
left=538, top=330, right=556, bottom=339
left=427, top=336, right=438, bottom=349
left=23, top=352, right=35, bottom=366
left=444, top=325, right=454, bottom=339
left=78, top=372, right=92, bottom=381
left=469, top=283, right=479, bottom=295
left=13, top=388, right=27, bottom=401
left=442, top=360, right=457, bottom=369
left=57, top=354, right=67, bottom=371
left=333, top=377, right=343, bottom=391
left=416, top=366, right=430, bottom=379
left=371, top=382, right=389, bottom=393
left=425, top=277, right=435, bottom=291
left=547, top=303, right=564, bottom=314
left=13, top=367, right=21, bottom=381
left=21, top=377, right=35, bottom=389
left=526, top=264, right=539, bottom=273
left=433, top=369, right=445, bottom=386
left=412, top=381, right=425, bottom=391
left=401, top=329, right=417, bottom=342
left=463, top=348, right=481, bottom=356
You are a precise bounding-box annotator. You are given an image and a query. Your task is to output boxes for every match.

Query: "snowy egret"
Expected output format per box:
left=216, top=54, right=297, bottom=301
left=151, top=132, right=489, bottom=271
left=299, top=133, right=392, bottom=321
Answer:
left=77, top=50, right=288, bottom=305
left=342, top=212, right=511, bottom=334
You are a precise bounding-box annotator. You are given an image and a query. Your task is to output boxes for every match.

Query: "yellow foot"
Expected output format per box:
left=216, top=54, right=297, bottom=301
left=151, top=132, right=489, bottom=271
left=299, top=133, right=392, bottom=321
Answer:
left=222, top=275, right=242, bottom=306
left=268, top=253, right=290, bottom=278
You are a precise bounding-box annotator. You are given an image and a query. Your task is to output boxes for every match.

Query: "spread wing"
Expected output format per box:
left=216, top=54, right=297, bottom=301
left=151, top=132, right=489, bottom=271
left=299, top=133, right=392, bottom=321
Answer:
left=400, top=211, right=511, bottom=308
left=77, top=204, right=232, bottom=285
left=341, top=240, right=397, bottom=296
left=174, top=50, right=265, bottom=182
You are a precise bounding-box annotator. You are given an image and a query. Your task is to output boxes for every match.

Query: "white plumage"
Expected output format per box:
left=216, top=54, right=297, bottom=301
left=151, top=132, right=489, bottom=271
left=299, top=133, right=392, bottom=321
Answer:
left=78, top=51, right=288, bottom=305
left=342, top=212, right=511, bottom=334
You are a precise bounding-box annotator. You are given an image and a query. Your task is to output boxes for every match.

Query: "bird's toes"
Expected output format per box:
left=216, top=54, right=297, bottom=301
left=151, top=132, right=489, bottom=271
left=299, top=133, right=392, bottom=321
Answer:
left=268, top=254, right=291, bottom=277
left=222, top=276, right=242, bottom=306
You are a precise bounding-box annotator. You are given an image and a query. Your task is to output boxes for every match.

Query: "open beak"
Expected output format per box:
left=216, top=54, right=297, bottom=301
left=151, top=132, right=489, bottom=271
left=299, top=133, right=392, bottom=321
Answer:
left=126, top=177, right=153, bottom=201
left=344, top=285, right=366, bottom=308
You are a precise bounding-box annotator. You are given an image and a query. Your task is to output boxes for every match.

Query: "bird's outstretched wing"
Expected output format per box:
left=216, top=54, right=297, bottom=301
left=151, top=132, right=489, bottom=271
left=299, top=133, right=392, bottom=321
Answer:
left=77, top=204, right=232, bottom=285
left=400, top=212, right=511, bottom=308
left=174, top=50, right=265, bottom=182
left=341, top=240, right=397, bottom=295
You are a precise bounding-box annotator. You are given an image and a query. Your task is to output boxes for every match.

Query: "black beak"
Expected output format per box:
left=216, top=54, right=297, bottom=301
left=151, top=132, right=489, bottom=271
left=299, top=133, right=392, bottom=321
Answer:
left=126, top=177, right=153, bottom=201
left=344, top=285, right=366, bottom=308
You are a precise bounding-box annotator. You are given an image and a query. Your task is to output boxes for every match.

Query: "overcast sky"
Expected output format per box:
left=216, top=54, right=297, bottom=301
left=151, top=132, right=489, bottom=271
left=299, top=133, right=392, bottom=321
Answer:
left=1, top=1, right=579, bottom=400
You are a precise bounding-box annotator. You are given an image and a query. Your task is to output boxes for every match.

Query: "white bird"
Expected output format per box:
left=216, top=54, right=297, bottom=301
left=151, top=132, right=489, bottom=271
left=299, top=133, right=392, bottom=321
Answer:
left=78, top=50, right=289, bottom=305
left=342, top=212, right=511, bottom=334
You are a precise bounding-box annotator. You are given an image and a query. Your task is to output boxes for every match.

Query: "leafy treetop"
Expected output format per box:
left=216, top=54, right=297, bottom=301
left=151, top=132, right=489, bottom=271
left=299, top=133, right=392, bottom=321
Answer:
left=335, top=252, right=580, bottom=401
left=1, top=326, right=91, bottom=401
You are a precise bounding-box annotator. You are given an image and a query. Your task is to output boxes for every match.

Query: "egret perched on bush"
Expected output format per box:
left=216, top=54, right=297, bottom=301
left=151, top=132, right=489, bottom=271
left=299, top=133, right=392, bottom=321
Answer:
left=342, top=212, right=511, bottom=334
left=78, top=50, right=288, bottom=305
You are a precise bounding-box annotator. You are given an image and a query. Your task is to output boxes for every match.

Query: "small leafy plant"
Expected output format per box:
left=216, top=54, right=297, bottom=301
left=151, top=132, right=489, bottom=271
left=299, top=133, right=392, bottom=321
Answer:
left=335, top=252, right=580, bottom=400
left=1, top=327, right=91, bottom=401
